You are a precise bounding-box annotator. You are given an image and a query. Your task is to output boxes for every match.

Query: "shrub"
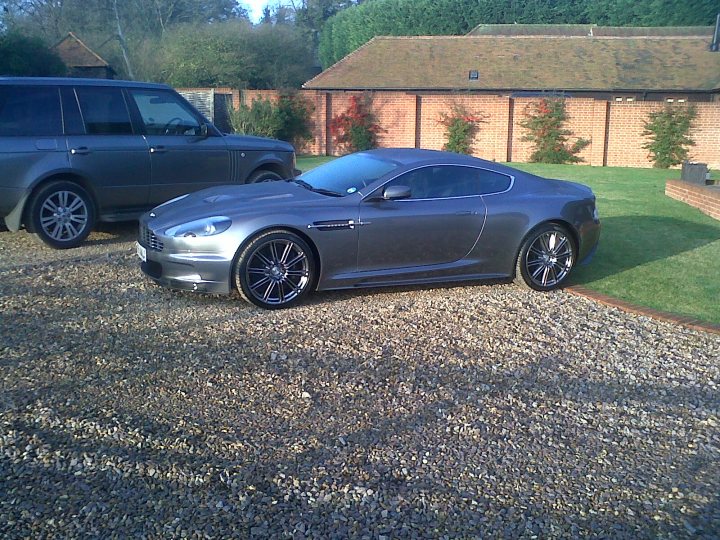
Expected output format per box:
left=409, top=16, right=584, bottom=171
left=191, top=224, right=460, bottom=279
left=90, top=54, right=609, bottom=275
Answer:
left=228, top=98, right=281, bottom=138
left=228, top=94, right=313, bottom=146
left=275, top=94, right=314, bottom=147
left=642, top=105, right=696, bottom=168
left=438, top=105, right=486, bottom=154
left=0, top=32, right=66, bottom=76
left=520, top=98, right=589, bottom=164
left=329, top=95, right=383, bottom=153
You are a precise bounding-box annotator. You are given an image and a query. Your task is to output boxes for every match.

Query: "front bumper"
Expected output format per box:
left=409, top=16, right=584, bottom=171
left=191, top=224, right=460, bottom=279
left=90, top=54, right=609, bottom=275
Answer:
left=137, top=223, right=235, bottom=295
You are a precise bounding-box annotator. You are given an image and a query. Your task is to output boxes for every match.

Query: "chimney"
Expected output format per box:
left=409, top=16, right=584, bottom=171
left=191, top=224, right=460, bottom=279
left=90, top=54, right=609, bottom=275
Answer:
left=712, top=13, right=720, bottom=52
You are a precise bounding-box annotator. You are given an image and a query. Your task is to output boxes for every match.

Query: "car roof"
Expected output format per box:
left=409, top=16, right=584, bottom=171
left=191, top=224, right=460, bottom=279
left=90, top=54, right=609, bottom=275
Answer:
left=0, top=77, right=172, bottom=90
left=362, top=148, right=522, bottom=176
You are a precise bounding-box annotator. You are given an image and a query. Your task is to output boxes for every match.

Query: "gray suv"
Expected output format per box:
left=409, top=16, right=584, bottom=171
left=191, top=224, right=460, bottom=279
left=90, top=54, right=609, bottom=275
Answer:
left=0, top=77, right=297, bottom=248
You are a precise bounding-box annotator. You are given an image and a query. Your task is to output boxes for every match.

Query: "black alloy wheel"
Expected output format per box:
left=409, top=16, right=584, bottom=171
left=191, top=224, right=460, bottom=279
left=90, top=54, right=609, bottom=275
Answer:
left=235, top=230, right=316, bottom=309
left=515, top=223, right=575, bottom=291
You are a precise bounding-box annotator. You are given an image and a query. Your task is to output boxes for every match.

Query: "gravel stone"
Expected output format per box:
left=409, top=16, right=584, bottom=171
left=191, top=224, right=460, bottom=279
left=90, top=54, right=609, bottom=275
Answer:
left=0, top=227, right=719, bottom=538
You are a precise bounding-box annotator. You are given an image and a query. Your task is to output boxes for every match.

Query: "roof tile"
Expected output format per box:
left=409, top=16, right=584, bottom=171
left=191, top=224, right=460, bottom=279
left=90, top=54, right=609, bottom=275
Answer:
left=304, top=34, right=720, bottom=92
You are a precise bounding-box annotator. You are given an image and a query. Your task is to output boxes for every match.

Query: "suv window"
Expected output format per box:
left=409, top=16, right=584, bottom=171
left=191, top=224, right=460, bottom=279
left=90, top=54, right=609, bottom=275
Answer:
left=386, top=165, right=511, bottom=199
left=0, top=86, right=62, bottom=137
left=75, top=86, right=134, bottom=135
left=129, top=89, right=202, bottom=136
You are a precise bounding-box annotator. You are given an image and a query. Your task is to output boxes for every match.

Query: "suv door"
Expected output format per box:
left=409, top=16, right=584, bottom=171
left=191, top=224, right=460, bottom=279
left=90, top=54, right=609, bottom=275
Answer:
left=67, top=86, right=151, bottom=214
left=0, top=85, right=66, bottom=223
left=126, top=88, right=229, bottom=205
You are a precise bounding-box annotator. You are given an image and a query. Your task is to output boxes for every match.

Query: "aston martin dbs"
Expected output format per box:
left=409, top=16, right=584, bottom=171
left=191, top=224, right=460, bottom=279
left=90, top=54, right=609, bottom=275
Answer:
left=137, top=149, right=600, bottom=309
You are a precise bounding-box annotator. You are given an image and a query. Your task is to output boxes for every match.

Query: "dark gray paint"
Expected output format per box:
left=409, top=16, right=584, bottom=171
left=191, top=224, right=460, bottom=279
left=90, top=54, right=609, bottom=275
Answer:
left=139, top=149, right=601, bottom=296
left=0, top=77, right=296, bottom=232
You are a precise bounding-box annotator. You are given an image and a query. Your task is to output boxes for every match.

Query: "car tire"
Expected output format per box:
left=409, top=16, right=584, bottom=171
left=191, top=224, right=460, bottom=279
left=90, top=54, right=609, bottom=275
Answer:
left=514, top=223, right=575, bottom=291
left=248, top=169, right=283, bottom=183
left=28, top=181, right=95, bottom=249
left=234, top=229, right=316, bottom=309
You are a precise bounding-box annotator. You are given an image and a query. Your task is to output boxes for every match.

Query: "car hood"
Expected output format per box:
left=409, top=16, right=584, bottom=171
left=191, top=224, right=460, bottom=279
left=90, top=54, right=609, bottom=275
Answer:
left=147, top=181, right=321, bottom=227
left=223, top=133, right=294, bottom=152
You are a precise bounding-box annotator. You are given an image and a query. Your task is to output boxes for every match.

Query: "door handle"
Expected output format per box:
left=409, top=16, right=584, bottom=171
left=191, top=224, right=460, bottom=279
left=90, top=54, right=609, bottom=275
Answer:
left=150, top=146, right=167, bottom=154
left=70, top=147, right=90, bottom=155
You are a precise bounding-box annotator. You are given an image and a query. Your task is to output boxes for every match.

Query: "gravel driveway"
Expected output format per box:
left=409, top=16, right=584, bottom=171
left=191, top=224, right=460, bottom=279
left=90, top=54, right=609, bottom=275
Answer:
left=1, top=228, right=718, bottom=538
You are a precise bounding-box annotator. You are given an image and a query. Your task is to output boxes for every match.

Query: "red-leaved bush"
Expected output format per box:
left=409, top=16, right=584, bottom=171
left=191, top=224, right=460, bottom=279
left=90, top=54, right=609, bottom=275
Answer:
left=329, top=95, right=383, bottom=153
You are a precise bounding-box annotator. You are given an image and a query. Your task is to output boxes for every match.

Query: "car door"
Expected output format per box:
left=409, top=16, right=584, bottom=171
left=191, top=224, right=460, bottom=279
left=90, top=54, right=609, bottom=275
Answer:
left=66, top=85, right=151, bottom=212
left=126, top=88, right=229, bottom=205
left=357, top=165, right=486, bottom=271
left=0, top=85, right=67, bottom=220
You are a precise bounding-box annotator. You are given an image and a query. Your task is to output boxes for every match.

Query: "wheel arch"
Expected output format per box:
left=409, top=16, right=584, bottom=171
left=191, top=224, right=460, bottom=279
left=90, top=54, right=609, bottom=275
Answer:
left=20, top=172, right=99, bottom=231
left=517, top=219, right=580, bottom=261
left=231, top=225, right=322, bottom=290
left=247, top=161, right=289, bottom=181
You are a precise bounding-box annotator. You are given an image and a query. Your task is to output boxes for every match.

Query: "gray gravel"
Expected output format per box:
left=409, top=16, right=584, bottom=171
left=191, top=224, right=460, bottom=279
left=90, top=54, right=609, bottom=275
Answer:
left=1, top=228, right=719, bottom=538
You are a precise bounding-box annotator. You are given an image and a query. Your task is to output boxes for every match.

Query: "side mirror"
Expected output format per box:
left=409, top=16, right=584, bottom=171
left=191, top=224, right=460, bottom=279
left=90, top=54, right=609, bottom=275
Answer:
left=198, top=123, right=209, bottom=139
left=383, top=185, right=411, bottom=200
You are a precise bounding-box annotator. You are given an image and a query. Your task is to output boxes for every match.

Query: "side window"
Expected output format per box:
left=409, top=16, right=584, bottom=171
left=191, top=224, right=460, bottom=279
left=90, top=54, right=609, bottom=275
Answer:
left=128, top=89, right=202, bottom=136
left=386, top=167, right=436, bottom=199
left=476, top=168, right=512, bottom=194
left=0, top=86, right=62, bottom=137
left=384, top=165, right=511, bottom=199
left=75, top=87, right=134, bottom=135
left=60, top=88, right=85, bottom=135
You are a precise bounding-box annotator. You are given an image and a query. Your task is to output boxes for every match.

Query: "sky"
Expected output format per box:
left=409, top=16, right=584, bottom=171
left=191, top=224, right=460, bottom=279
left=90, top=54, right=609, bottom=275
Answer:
left=243, top=0, right=267, bottom=23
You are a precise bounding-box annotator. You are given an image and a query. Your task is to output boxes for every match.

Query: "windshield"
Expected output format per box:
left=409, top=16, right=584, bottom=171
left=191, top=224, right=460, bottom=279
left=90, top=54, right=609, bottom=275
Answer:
left=297, top=153, right=399, bottom=196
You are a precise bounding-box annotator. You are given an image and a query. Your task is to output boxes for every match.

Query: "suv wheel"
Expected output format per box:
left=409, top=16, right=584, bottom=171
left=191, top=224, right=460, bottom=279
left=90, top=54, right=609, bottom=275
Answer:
left=248, top=169, right=283, bottom=183
left=28, top=181, right=95, bottom=249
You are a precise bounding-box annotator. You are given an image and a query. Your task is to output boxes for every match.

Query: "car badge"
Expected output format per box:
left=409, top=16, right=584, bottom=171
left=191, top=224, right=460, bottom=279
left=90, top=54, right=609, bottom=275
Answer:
left=149, top=212, right=156, bottom=218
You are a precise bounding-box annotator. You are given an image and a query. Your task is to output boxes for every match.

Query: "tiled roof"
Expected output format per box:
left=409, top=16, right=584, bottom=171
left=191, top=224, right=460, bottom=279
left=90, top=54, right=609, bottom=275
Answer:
left=53, top=32, right=110, bottom=68
left=304, top=33, right=720, bottom=92
left=467, top=24, right=714, bottom=37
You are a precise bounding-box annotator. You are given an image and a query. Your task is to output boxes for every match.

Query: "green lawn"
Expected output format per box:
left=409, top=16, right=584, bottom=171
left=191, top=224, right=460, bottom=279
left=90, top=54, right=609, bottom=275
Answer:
left=297, top=156, right=720, bottom=324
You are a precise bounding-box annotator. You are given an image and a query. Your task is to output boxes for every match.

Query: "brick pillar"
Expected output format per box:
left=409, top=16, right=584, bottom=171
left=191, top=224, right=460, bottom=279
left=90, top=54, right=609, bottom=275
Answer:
left=589, top=100, right=610, bottom=167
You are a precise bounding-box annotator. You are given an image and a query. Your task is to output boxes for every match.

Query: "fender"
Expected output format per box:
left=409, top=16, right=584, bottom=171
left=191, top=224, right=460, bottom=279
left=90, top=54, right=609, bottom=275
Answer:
left=4, top=192, right=30, bottom=231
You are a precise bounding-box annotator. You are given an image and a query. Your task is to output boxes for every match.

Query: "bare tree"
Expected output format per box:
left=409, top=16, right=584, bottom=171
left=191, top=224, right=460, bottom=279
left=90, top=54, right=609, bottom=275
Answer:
left=112, top=0, right=134, bottom=78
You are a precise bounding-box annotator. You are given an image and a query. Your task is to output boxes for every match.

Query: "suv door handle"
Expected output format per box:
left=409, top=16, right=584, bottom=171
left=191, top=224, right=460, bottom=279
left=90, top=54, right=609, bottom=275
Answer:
left=150, top=146, right=167, bottom=154
left=70, top=147, right=91, bottom=155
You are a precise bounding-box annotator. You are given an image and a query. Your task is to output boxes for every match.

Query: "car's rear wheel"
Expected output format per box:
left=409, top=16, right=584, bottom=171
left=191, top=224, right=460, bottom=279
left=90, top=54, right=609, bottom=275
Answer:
left=514, top=223, right=575, bottom=291
left=234, top=230, right=316, bottom=309
left=248, top=169, right=283, bottom=183
left=28, top=181, right=95, bottom=249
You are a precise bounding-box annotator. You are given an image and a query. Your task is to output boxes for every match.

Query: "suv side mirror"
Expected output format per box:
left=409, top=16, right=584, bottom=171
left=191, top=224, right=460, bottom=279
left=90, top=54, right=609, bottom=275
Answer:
left=383, top=185, right=411, bottom=200
left=198, top=123, right=209, bottom=139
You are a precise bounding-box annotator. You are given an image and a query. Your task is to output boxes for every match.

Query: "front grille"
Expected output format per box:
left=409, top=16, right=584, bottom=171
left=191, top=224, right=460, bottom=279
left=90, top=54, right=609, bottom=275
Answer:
left=140, top=224, right=164, bottom=252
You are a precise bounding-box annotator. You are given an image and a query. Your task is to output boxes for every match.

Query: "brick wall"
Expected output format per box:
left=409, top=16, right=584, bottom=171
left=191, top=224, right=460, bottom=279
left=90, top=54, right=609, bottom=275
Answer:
left=665, top=180, right=720, bottom=220
left=186, top=87, right=720, bottom=169
left=313, top=91, right=719, bottom=168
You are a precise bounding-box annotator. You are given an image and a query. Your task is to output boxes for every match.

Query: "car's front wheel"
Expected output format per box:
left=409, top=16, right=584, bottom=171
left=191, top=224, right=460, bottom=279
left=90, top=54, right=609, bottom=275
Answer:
left=28, top=181, right=95, bottom=249
left=234, top=230, right=316, bottom=309
left=514, top=223, right=575, bottom=291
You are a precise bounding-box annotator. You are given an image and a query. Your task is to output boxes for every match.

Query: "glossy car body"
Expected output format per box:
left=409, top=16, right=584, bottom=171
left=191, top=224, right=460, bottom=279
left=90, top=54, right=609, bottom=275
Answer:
left=0, top=77, right=296, bottom=248
left=138, top=149, right=600, bottom=308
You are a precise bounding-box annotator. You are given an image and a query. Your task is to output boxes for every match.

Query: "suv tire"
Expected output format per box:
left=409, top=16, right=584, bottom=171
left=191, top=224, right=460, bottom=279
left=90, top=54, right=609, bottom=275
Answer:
left=28, top=181, right=95, bottom=249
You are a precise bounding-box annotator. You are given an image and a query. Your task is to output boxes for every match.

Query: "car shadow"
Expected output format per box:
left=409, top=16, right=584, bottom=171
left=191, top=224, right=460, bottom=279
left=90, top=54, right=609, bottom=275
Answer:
left=570, top=215, right=720, bottom=284
left=84, top=222, right=138, bottom=247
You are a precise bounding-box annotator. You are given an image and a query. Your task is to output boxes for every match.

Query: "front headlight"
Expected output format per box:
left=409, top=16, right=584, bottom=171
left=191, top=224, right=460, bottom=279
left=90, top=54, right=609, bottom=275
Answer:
left=165, top=216, right=232, bottom=238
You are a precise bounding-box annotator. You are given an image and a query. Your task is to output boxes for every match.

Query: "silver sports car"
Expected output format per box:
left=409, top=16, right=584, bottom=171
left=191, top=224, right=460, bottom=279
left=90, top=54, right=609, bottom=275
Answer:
left=137, top=149, right=600, bottom=309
